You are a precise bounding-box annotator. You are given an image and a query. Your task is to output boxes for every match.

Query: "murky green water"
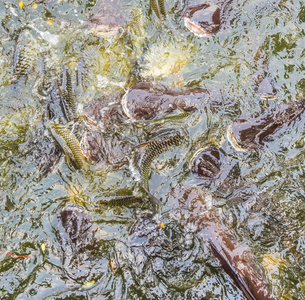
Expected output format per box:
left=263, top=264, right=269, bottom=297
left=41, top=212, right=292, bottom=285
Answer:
left=1, top=0, right=305, bottom=299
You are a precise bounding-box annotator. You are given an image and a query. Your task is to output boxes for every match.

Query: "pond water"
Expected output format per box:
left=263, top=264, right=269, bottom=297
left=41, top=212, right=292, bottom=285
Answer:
left=0, top=0, right=305, bottom=299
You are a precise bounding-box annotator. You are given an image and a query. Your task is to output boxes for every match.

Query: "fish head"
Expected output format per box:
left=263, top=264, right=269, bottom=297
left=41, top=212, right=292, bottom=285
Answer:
left=184, top=4, right=221, bottom=37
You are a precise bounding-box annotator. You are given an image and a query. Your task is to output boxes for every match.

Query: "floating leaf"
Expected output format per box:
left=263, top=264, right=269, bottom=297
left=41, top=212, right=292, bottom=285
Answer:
left=19, top=1, right=23, bottom=8
left=160, top=223, right=165, bottom=228
left=32, top=3, right=37, bottom=9
left=0, top=251, right=34, bottom=258
left=41, top=243, right=46, bottom=252
left=47, top=20, right=53, bottom=25
left=109, top=260, right=116, bottom=271
left=83, top=280, right=95, bottom=288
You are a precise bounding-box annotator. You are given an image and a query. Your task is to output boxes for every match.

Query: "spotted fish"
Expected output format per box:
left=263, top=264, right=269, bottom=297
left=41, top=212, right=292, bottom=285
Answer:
left=50, top=122, right=85, bottom=169
left=135, top=128, right=186, bottom=191
left=12, top=30, right=37, bottom=83
left=60, top=68, right=82, bottom=122
left=150, top=0, right=166, bottom=20
left=97, top=195, right=143, bottom=207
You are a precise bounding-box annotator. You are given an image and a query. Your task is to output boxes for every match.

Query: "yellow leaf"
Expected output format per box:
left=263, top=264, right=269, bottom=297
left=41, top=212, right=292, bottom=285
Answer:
left=109, top=260, right=116, bottom=270
left=160, top=223, right=165, bottom=228
left=19, top=1, right=23, bottom=8
left=83, top=280, right=95, bottom=288
left=32, top=3, right=37, bottom=9
left=41, top=243, right=46, bottom=252
left=47, top=20, right=53, bottom=25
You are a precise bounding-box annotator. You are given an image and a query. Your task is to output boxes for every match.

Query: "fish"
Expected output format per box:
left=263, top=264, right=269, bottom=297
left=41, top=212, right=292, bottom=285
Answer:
left=150, top=0, right=166, bottom=20
left=167, top=185, right=276, bottom=300
left=12, top=30, right=37, bottom=83
left=121, top=82, right=209, bottom=121
left=59, top=68, right=79, bottom=122
left=97, top=195, right=143, bottom=207
left=135, top=128, right=186, bottom=192
left=227, top=100, right=305, bottom=152
left=59, top=68, right=84, bottom=123
left=57, top=204, right=101, bottom=282
left=88, top=0, right=127, bottom=37
left=49, top=122, right=85, bottom=169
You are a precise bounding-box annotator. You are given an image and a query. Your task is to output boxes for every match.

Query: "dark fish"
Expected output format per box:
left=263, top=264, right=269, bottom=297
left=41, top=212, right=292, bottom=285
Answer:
left=136, top=128, right=186, bottom=191
left=167, top=185, right=276, bottom=300
left=190, top=146, right=224, bottom=179
left=12, top=30, right=37, bottom=83
left=209, top=240, right=257, bottom=300
left=57, top=204, right=100, bottom=283
left=97, top=195, right=143, bottom=207
left=122, top=82, right=210, bottom=121
left=50, top=122, right=85, bottom=169
left=150, top=0, right=166, bottom=20
left=227, top=100, right=305, bottom=152
left=47, top=83, right=68, bottom=124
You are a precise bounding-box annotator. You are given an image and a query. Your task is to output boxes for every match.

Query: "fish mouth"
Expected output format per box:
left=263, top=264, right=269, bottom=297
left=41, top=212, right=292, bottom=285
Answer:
left=226, top=125, right=249, bottom=152
left=121, top=90, right=134, bottom=120
left=184, top=18, right=219, bottom=37
left=183, top=4, right=220, bottom=36
left=88, top=23, right=125, bottom=37
left=189, top=147, right=224, bottom=179
left=257, top=92, right=278, bottom=100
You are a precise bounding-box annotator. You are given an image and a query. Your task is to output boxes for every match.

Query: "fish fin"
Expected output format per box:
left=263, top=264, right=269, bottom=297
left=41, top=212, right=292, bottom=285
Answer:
left=148, top=193, right=161, bottom=205
left=133, top=141, right=152, bottom=149
left=64, top=153, right=72, bottom=168
left=142, top=187, right=161, bottom=205
left=141, top=107, right=190, bottom=124
left=176, top=105, right=187, bottom=113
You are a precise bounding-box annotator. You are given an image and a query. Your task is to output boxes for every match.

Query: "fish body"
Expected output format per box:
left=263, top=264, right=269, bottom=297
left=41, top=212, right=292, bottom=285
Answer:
left=12, top=30, right=37, bottom=82
left=136, top=128, right=186, bottom=191
left=97, top=195, right=143, bottom=207
left=50, top=122, right=85, bottom=169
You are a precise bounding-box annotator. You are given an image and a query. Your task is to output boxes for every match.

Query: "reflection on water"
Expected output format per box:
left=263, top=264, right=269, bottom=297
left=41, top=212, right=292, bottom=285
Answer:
left=1, top=0, right=305, bottom=299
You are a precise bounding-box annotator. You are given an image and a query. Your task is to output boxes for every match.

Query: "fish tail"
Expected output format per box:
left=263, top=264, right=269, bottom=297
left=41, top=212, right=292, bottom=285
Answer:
left=158, top=0, right=166, bottom=18
left=150, top=0, right=162, bottom=19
